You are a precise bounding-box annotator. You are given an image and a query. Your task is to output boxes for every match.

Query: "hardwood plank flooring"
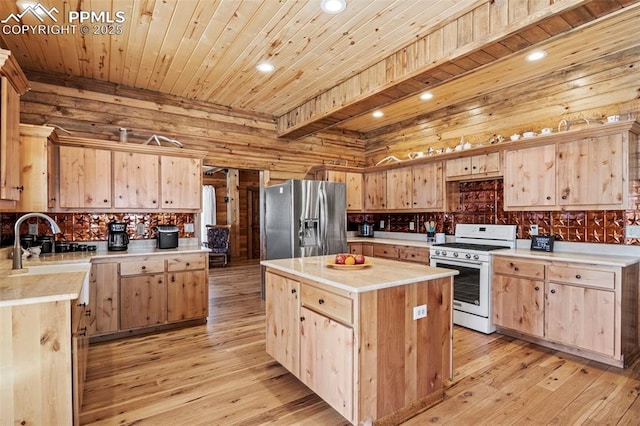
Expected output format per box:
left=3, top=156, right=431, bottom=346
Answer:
left=80, top=261, right=640, bottom=425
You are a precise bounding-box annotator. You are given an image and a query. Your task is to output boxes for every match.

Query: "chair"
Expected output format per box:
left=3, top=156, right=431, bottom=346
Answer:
left=206, top=225, right=230, bottom=267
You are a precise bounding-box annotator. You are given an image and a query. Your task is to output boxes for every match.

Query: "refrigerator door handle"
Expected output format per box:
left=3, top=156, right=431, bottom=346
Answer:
left=319, top=184, right=328, bottom=255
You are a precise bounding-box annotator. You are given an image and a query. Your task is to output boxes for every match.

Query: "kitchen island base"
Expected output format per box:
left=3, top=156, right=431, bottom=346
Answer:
left=263, top=256, right=455, bottom=425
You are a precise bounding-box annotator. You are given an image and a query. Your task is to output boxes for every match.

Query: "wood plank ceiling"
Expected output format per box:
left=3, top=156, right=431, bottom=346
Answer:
left=1, top=0, right=639, bottom=140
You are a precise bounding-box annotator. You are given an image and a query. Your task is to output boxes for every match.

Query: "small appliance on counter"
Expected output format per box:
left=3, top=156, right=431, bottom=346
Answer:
left=156, top=225, right=179, bottom=249
left=358, top=221, right=374, bottom=237
left=108, top=222, right=129, bottom=251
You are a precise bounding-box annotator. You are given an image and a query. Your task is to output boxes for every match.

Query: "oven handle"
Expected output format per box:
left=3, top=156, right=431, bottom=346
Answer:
left=431, top=257, right=484, bottom=266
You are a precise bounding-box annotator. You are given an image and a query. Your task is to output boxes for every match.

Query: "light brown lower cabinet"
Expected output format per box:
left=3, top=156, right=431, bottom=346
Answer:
left=265, top=269, right=452, bottom=424
left=492, top=255, right=639, bottom=367
left=120, top=273, right=168, bottom=329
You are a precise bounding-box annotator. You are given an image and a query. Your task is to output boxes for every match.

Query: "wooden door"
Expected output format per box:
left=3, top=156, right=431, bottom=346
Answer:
left=87, top=262, right=119, bottom=336
left=247, top=187, right=261, bottom=259
left=265, top=273, right=300, bottom=376
left=0, top=77, right=21, bottom=201
left=345, top=172, right=363, bottom=211
left=386, top=167, right=412, bottom=209
left=412, top=162, right=443, bottom=210
left=492, top=275, right=544, bottom=337
left=167, top=270, right=208, bottom=322
left=556, top=135, right=624, bottom=207
left=300, top=307, right=354, bottom=422
left=364, top=170, right=386, bottom=210
left=545, top=282, right=615, bottom=356
left=161, top=156, right=202, bottom=209
left=120, top=274, right=167, bottom=330
left=504, top=144, right=556, bottom=209
left=113, top=151, right=159, bottom=208
left=59, top=145, right=112, bottom=208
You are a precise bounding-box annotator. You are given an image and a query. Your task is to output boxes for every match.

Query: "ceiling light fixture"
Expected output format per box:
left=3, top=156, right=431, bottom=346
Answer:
left=372, top=110, right=384, bottom=118
left=526, top=50, right=547, bottom=62
left=256, top=62, right=275, bottom=73
left=419, top=91, right=434, bottom=100
left=320, top=0, right=347, bottom=14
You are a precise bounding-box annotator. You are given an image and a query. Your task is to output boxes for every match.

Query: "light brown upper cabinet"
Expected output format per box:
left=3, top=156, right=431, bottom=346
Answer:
left=412, top=162, right=444, bottom=210
left=386, top=167, right=412, bottom=210
left=113, top=151, right=159, bottom=209
left=316, top=169, right=363, bottom=211
left=0, top=77, right=21, bottom=203
left=160, top=156, right=202, bottom=210
left=504, top=144, right=556, bottom=209
left=445, top=152, right=501, bottom=181
left=364, top=170, right=386, bottom=210
left=59, top=145, right=113, bottom=209
left=16, top=124, right=54, bottom=212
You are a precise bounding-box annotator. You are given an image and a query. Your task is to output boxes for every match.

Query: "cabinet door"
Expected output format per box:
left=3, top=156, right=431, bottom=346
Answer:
left=348, top=243, right=362, bottom=255
left=71, top=301, right=89, bottom=422
left=120, top=274, right=167, bottom=330
left=325, top=170, right=346, bottom=182
left=17, top=125, right=53, bottom=211
left=59, top=146, right=112, bottom=208
left=161, top=156, right=202, bottom=209
left=345, top=172, right=363, bottom=211
left=545, top=282, right=615, bottom=356
left=167, top=270, right=208, bottom=322
left=473, top=152, right=501, bottom=174
left=0, top=77, right=21, bottom=201
left=265, top=272, right=300, bottom=376
left=492, top=275, right=544, bottom=337
left=364, top=170, right=386, bottom=210
left=445, top=157, right=472, bottom=178
left=412, top=162, right=443, bottom=210
left=87, top=262, right=119, bottom=336
left=300, top=306, right=353, bottom=422
left=113, top=151, right=159, bottom=208
left=557, top=135, right=624, bottom=207
left=386, top=168, right=412, bottom=209
left=504, top=144, right=556, bottom=208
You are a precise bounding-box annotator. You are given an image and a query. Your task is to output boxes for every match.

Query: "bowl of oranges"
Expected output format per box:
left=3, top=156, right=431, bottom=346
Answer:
left=326, top=253, right=372, bottom=269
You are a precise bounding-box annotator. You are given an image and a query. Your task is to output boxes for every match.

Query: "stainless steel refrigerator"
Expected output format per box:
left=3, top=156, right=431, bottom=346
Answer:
left=262, top=179, right=347, bottom=260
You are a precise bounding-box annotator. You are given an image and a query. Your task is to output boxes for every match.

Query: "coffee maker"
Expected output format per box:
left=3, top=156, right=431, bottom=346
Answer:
left=108, top=222, right=129, bottom=251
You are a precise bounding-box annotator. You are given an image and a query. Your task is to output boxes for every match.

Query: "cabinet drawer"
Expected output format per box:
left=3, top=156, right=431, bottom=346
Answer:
left=373, top=244, right=399, bottom=259
left=301, top=285, right=353, bottom=325
left=120, top=259, right=165, bottom=276
left=493, top=257, right=544, bottom=279
left=398, top=247, right=429, bottom=263
left=167, top=254, right=206, bottom=271
left=547, top=265, right=615, bottom=289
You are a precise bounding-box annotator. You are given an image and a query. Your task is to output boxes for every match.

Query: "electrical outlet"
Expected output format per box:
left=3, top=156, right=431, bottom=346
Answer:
left=380, top=220, right=385, bottom=229
left=413, top=304, right=427, bottom=320
left=136, top=223, right=145, bottom=235
left=529, top=224, right=539, bottom=236
left=409, top=221, right=415, bottom=230
left=184, top=223, right=195, bottom=233
left=626, top=225, right=640, bottom=239
left=28, top=224, right=38, bottom=235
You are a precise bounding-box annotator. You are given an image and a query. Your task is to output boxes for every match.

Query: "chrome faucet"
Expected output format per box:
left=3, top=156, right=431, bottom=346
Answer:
left=13, top=213, right=61, bottom=270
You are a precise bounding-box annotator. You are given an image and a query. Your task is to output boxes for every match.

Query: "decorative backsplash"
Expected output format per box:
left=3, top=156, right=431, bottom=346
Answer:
left=0, top=212, right=196, bottom=247
left=348, top=179, right=640, bottom=245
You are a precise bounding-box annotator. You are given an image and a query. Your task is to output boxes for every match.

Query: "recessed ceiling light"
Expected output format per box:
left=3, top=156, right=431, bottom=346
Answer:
left=526, top=50, right=547, bottom=62
left=419, top=92, right=434, bottom=101
left=256, top=62, right=275, bottom=73
left=321, top=0, right=347, bottom=14
left=372, top=110, right=384, bottom=118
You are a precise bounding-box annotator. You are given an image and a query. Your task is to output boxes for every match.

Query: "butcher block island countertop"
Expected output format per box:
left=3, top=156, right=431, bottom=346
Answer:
left=262, top=255, right=458, bottom=425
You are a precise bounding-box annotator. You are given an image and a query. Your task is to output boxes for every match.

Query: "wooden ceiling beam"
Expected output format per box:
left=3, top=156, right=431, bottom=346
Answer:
left=276, top=0, right=634, bottom=140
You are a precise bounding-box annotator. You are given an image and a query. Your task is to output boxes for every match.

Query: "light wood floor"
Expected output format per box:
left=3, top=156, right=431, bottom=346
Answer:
left=80, top=261, right=640, bottom=425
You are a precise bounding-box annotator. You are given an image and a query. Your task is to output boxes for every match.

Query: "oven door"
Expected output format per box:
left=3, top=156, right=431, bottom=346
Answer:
left=430, top=257, right=490, bottom=318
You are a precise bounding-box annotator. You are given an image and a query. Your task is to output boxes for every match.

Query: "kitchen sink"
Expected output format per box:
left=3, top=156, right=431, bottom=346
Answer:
left=15, top=263, right=91, bottom=305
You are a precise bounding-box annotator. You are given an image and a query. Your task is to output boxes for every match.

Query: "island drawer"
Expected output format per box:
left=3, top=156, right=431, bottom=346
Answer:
left=398, top=247, right=429, bottom=263
left=547, top=265, right=615, bottom=289
left=493, top=257, right=544, bottom=279
left=373, top=244, right=399, bottom=259
left=120, top=259, right=166, bottom=276
left=301, top=285, right=353, bottom=325
left=167, top=254, right=207, bottom=271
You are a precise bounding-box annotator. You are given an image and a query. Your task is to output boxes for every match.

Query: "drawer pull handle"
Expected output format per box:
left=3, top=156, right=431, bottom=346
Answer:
left=318, top=298, right=325, bottom=305
left=575, top=274, right=581, bottom=279
left=534, top=286, right=540, bottom=291
left=141, top=266, right=146, bottom=270
left=546, top=196, right=551, bottom=200
left=79, top=327, right=87, bottom=336
left=186, top=262, right=190, bottom=266
left=514, top=267, right=520, bottom=272
left=550, top=289, right=556, bottom=294
left=509, top=262, right=514, bottom=267
left=300, top=316, right=305, bottom=322
left=291, top=289, right=297, bottom=294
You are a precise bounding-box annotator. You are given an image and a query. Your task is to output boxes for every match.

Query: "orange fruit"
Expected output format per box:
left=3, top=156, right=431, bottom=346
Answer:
left=344, top=255, right=356, bottom=265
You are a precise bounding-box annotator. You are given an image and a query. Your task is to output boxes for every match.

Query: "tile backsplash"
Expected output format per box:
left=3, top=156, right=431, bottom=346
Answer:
left=348, top=179, right=640, bottom=245
left=0, top=212, right=196, bottom=247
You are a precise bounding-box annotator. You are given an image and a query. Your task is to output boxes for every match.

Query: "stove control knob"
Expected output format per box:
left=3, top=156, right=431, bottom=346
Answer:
left=473, top=254, right=480, bottom=260
left=442, top=251, right=447, bottom=256
left=465, top=253, right=471, bottom=259
left=434, top=250, right=440, bottom=256
left=453, top=252, right=459, bottom=257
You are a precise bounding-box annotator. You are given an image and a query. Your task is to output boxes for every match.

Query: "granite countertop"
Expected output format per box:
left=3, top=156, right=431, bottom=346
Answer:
left=493, top=248, right=640, bottom=267
left=261, top=254, right=457, bottom=293
left=0, top=245, right=209, bottom=307
left=347, top=236, right=433, bottom=248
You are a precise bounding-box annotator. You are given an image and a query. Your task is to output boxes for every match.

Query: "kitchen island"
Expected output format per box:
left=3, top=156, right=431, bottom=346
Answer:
left=262, top=255, right=458, bottom=425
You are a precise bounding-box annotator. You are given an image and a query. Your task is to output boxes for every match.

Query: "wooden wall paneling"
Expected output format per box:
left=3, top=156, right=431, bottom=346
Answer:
left=227, top=169, right=240, bottom=259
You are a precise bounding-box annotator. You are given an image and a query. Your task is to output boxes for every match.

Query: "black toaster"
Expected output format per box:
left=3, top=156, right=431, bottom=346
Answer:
left=156, top=225, right=179, bottom=249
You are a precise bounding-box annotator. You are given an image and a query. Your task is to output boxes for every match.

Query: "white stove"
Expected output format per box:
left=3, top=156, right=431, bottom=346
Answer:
left=430, top=224, right=517, bottom=334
